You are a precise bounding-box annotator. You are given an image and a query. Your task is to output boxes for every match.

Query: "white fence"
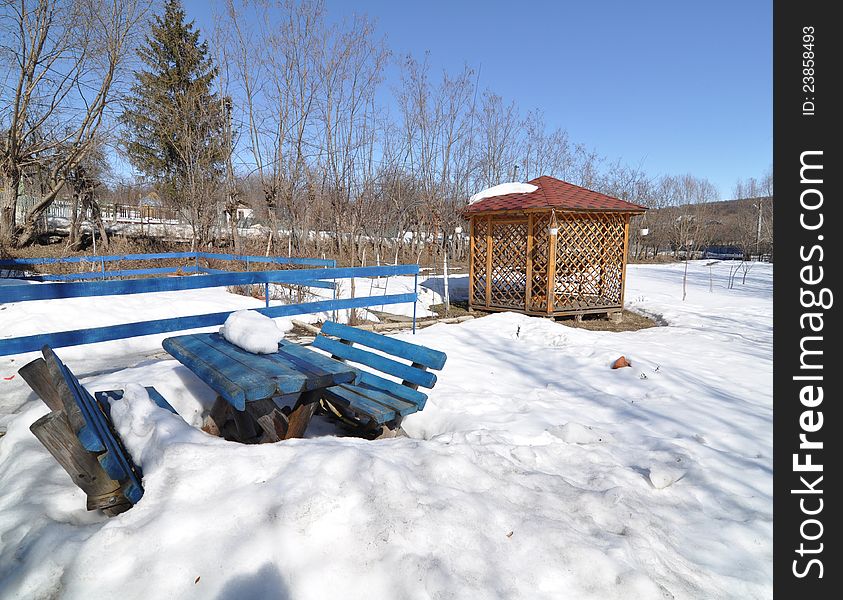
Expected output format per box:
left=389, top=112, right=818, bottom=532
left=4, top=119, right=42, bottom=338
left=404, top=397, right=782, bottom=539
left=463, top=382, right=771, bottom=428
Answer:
left=15, top=197, right=182, bottom=226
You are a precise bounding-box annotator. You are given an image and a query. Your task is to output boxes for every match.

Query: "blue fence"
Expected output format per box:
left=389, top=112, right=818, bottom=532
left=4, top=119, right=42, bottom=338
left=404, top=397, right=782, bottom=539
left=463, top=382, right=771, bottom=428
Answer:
left=0, top=258, right=420, bottom=356
left=0, top=251, right=335, bottom=281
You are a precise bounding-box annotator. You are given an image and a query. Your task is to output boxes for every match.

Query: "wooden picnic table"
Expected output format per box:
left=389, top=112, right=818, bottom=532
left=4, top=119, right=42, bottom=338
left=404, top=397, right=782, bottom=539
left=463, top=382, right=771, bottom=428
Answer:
left=162, top=333, right=357, bottom=442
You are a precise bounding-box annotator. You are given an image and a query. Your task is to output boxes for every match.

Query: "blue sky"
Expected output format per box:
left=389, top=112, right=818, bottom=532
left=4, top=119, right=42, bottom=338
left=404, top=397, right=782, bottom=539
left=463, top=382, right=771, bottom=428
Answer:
left=183, top=0, right=772, bottom=199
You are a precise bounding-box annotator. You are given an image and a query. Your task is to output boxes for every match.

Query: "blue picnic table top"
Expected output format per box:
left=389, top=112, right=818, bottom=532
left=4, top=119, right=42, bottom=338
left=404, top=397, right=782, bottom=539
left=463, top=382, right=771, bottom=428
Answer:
left=162, top=333, right=357, bottom=411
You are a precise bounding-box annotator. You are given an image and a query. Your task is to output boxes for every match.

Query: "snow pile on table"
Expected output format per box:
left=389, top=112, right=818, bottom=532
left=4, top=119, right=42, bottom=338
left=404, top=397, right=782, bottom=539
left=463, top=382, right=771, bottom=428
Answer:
left=468, top=182, right=538, bottom=204
left=219, top=310, right=289, bottom=354
left=0, top=261, right=773, bottom=598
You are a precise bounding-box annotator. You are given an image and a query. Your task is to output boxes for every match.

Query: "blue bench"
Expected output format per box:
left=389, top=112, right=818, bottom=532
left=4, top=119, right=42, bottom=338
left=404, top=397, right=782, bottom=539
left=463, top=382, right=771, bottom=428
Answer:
left=312, top=321, right=447, bottom=435
left=25, top=346, right=177, bottom=514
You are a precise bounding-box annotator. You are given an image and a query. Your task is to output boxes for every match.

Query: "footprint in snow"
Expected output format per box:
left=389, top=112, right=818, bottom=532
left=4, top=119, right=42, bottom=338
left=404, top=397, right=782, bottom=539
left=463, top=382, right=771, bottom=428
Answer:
left=549, top=422, right=613, bottom=445
left=646, top=457, right=688, bottom=490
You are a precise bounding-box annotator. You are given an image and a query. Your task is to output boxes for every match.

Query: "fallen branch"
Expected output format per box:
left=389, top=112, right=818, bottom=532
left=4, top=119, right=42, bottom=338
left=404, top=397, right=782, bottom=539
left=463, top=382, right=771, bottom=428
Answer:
left=357, top=315, right=475, bottom=332
left=290, top=315, right=475, bottom=336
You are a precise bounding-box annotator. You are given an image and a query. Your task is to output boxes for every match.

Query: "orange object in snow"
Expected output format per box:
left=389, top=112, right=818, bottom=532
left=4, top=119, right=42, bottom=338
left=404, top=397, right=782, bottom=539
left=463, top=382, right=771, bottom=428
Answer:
left=611, top=356, right=630, bottom=369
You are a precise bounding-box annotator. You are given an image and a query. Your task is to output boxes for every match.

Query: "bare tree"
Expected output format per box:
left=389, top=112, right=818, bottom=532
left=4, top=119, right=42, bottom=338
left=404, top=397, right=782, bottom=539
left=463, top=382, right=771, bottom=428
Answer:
left=1, top=0, right=149, bottom=247
left=655, top=174, right=717, bottom=298
left=65, top=139, right=110, bottom=250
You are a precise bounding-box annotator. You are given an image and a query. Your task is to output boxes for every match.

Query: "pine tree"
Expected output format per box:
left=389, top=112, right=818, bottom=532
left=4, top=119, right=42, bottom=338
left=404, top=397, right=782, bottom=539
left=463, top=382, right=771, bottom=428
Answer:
left=121, top=0, right=227, bottom=242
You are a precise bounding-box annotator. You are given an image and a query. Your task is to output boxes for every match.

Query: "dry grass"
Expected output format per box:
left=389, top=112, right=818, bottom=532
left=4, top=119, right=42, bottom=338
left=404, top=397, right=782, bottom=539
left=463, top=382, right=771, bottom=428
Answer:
left=558, top=309, right=658, bottom=332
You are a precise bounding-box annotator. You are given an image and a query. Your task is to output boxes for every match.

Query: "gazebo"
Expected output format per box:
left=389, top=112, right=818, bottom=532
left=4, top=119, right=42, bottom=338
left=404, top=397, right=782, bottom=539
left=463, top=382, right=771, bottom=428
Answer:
left=465, top=176, right=646, bottom=318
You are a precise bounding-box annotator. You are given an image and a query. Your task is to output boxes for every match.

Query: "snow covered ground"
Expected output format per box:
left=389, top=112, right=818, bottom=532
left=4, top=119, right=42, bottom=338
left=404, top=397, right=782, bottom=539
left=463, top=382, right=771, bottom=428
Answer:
left=0, top=261, right=772, bottom=599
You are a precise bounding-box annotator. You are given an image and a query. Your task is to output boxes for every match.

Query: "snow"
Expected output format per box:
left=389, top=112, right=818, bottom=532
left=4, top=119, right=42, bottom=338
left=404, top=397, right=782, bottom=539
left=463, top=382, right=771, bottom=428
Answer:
left=0, top=261, right=773, bottom=598
left=219, top=310, right=289, bottom=354
left=468, top=182, right=538, bottom=204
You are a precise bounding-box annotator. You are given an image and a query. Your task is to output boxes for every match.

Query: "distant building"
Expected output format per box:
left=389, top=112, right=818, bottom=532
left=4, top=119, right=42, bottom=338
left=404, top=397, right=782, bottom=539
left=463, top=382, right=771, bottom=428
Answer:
left=138, top=191, right=163, bottom=207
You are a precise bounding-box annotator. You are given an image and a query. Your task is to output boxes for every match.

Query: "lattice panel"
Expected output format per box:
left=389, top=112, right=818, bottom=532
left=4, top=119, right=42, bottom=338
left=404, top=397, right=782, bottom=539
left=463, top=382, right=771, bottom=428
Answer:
left=490, top=221, right=528, bottom=308
left=471, top=217, right=488, bottom=305
left=553, top=213, right=626, bottom=310
left=529, top=213, right=551, bottom=311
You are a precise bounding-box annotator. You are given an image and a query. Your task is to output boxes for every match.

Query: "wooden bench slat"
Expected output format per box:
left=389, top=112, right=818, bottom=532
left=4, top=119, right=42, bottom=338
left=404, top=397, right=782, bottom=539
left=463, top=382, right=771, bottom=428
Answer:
left=56, top=361, right=106, bottom=453
left=60, top=364, right=144, bottom=501
left=322, top=386, right=397, bottom=424
left=321, top=321, right=447, bottom=370
left=277, top=339, right=357, bottom=384
left=336, top=384, right=418, bottom=417
left=313, top=335, right=437, bottom=389
left=355, top=371, right=428, bottom=408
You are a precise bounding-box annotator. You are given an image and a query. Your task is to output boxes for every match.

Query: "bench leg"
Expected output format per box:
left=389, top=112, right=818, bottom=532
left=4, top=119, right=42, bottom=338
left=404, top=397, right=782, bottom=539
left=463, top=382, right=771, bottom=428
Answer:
left=232, top=405, right=263, bottom=443
left=245, top=398, right=289, bottom=443
left=284, top=390, right=321, bottom=440
left=202, top=396, right=231, bottom=437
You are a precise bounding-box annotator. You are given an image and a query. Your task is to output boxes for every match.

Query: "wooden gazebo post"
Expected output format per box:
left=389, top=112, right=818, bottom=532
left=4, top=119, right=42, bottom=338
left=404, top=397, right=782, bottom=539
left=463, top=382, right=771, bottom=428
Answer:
left=546, top=210, right=558, bottom=315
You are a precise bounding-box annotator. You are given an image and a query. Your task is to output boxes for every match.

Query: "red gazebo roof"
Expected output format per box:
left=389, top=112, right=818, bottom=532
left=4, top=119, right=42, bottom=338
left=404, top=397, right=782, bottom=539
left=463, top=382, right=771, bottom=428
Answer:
left=465, top=176, right=647, bottom=214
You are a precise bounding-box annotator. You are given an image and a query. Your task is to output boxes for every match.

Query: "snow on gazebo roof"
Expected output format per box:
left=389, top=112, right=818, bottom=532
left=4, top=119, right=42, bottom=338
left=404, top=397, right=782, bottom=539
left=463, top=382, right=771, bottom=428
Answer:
left=465, top=175, right=647, bottom=214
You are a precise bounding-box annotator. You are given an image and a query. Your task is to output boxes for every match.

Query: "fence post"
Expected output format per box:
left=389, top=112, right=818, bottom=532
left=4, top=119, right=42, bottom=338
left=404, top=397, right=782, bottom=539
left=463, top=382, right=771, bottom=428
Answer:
left=265, top=283, right=270, bottom=308
left=443, top=252, right=450, bottom=315
left=412, top=272, right=418, bottom=334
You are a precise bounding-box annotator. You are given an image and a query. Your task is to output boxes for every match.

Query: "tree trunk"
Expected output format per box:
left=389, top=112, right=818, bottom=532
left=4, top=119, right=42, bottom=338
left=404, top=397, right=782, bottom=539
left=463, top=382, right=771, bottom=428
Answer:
left=90, top=199, right=110, bottom=251
left=0, top=170, right=21, bottom=246
left=14, top=183, right=65, bottom=248
left=69, top=197, right=82, bottom=250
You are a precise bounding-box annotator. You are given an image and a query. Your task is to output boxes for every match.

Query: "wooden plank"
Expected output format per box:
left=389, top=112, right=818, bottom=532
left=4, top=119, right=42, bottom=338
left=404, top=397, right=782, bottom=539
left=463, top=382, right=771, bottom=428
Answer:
left=356, top=372, right=428, bottom=408
left=0, top=251, right=197, bottom=267
left=193, top=333, right=355, bottom=396
left=36, top=266, right=198, bottom=281
left=321, top=321, right=447, bottom=370
left=198, top=267, right=336, bottom=289
left=162, top=337, right=252, bottom=410
left=322, top=386, right=397, bottom=425
left=244, top=398, right=288, bottom=442
left=202, top=396, right=231, bottom=437
left=162, top=335, right=268, bottom=410
left=275, top=340, right=357, bottom=385
left=312, top=336, right=437, bottom=389
left=0, top=265, right=419, bottom=304
left=190, top=334, right=310, bottom=394
left=485, top=215, right=493, bottom=308
left=284, top=389, right=322, bottom=439
left=71, top=380, right=144, bottom=503
left=337, top=384, right=418, bottom=417
left=39, top=348, right=97, bottom=453
left=18, top=358, right=63, bottom=411
left=0, top=251, right=335, bottom=269
left=469, top=216, right=475, bottom=310
left=29, top=410, right=123, bottom=499
left=200, top=252, right=335, bottom=267
left=72, top=378, right=134, bottom=478
left=619, top=217, right=631, bottom=307
left=43, top=350, right=105, bottom=453
left=1, top=293, right=417, bottom=357
left=525, top=213, right=534, bottom=312
left=547, top=215, right=558, bottom=315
